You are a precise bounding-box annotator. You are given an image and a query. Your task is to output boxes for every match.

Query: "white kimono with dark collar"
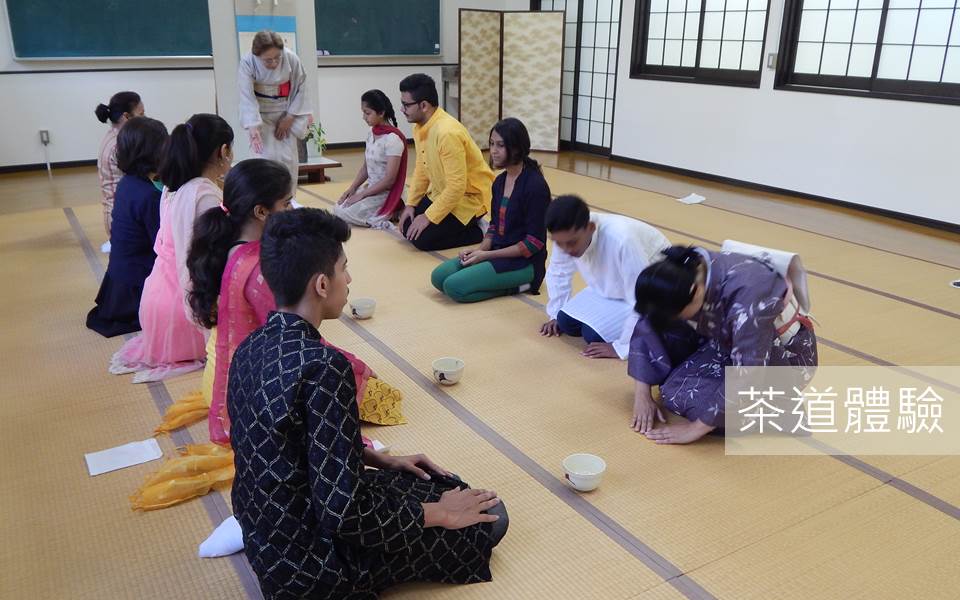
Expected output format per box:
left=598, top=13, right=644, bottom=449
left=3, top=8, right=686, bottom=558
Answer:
left=238, top=48, right=312, bottom=187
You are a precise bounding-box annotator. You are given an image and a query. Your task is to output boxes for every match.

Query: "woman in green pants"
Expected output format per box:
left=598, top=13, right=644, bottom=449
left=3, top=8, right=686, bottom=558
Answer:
left=431, top=118, right=551, bottom=303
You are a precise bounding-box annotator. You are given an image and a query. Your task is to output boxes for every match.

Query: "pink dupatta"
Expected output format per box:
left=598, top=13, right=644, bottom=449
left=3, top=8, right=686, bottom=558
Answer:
left=209, top=241, right=373, bottom=445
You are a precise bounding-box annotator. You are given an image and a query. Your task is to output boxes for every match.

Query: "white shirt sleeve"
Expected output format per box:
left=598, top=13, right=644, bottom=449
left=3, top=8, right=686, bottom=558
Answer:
left=545, top=242, right=576, bottom=319
left=611, top=243, right=650, bottom=360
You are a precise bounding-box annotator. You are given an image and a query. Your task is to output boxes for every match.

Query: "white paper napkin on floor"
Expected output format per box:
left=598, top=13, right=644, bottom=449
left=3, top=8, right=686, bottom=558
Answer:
left=84, top=439, right=162, bottom=476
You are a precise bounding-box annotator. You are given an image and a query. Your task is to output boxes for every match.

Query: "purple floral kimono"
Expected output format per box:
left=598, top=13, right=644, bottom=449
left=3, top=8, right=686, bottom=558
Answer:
left=627, top=249, right=818, bottom=429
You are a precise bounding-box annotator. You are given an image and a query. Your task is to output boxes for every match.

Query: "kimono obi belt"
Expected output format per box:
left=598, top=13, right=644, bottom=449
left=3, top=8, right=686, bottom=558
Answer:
left=775, top=279, right=814, bottom=345
left=253, top=81, right=291, bottom=99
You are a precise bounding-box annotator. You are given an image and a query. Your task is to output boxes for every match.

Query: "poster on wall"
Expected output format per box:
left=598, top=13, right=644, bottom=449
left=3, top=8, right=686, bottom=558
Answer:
left=236, top=15, right=298, bottom=54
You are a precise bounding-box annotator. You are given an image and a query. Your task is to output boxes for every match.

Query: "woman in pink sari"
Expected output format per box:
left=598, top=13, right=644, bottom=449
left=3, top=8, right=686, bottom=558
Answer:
left=187, top=159, right=373, bottom=445
left=110, top=114, right=234, bottom=383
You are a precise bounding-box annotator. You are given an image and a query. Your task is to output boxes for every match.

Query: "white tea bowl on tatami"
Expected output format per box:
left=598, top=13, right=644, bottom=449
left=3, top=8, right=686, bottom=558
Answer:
left=562, top=453, right=606, bottom=492
left=432, top=357, right=465, bottom=385
left=349, top=297, right=376, bottom=319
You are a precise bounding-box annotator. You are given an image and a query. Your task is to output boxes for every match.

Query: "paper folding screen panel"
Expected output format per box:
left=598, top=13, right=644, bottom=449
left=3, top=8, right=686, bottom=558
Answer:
left=501, top=12, right=563, bottom=153
left=459, top=9, right=564, bottom=152
left=459, top=10, right=503, bottom=150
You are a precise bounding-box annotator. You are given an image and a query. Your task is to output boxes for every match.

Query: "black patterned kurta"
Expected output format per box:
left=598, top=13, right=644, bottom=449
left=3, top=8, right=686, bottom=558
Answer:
left=228, top=312, right=495, bottom=599
left=628, top=250, right=819, bottom=428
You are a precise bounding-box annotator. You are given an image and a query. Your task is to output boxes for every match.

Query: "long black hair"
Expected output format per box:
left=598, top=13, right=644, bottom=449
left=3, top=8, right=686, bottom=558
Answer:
left=187, top=159, right=292, bottom=328
left=157, top=113, right=234, bottom=192
left=360, top=89, right=398, bottom=126
left=116, top=117, right=168, bottom=178
left=490, top=117, right=540, bottom=171
left=634, top=245, right=704, bottom=331
left=95, top=91, right=141, bottom=125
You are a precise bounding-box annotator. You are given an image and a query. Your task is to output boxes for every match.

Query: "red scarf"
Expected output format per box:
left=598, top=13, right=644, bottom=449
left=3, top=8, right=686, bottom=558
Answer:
left=372, top=124, right=408, bottom=217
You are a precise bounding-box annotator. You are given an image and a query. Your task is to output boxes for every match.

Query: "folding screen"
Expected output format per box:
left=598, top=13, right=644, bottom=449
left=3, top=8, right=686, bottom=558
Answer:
left=459, top=10, right=503, bottom=150
left=501, top=12, right=564, bottom=152
left=459, top=10, right=564, bottom=151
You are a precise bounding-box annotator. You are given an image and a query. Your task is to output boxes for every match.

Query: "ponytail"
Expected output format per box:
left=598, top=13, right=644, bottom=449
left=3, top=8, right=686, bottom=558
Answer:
left=523, top=156, right=542, bottom=173
left=186, top=158, right=291, bottom=328
left=94, top=91, right=141, bottom=124
left=634, top=245, right=703, bottom=332
left=158, top=113, right=234, bottom=192
left=187, top=207, right=237, bottom=328
left=95, top=104, right=111, bottom=124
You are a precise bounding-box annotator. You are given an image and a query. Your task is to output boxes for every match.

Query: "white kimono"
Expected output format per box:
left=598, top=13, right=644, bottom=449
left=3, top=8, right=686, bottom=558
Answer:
left=545, top=213, right=671, bottom=359
left=238, top=48, right=312, bottom=190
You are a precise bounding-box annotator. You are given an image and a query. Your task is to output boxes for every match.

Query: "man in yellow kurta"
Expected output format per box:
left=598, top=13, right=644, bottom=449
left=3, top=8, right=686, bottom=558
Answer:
left=398, top=73, right=495, bottom=251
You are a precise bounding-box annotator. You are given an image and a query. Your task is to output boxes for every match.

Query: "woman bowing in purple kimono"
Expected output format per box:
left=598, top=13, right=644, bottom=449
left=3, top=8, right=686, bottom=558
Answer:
left=627, top=245, right=818, bottom=444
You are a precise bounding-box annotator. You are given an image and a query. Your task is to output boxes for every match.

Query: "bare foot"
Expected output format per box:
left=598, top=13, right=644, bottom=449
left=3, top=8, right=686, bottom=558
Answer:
left=643, top=418, right=715, bottom=445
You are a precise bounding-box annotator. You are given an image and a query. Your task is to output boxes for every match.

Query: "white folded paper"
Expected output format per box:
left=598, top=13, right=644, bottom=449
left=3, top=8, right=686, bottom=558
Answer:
left=84, top=438, right=163, bottom=476
left=677, top=193, right=705, bottom=205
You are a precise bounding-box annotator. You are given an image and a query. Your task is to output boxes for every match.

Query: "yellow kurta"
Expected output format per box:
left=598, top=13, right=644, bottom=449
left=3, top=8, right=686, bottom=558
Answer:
left=406, top=108, right=495, bottom=225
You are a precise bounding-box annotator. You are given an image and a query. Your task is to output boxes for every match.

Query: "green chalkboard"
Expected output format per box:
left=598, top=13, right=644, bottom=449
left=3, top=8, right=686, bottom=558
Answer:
left=315, top=0, right=440, bottom=56
left=6, top=0, right=211, bottom=58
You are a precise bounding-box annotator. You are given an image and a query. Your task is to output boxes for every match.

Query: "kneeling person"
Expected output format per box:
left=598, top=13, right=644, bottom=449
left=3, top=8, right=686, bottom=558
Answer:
left=397, top=73, right=494, bottom=251
left=228, top=208, right=507, bottom=599
left=431, top=118, right=551, bottom=302
left=541, top=195, right=671, bottom=360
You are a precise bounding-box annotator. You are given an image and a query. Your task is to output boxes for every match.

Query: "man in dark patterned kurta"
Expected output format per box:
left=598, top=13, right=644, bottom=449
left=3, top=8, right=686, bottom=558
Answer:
left=228, top=208, right=506, bottom=599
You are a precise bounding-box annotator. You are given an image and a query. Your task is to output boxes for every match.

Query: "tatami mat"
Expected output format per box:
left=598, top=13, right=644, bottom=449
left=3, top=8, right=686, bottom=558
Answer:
left=0, top=159, right=956, bottom=600
left=302, top=180, right=960, bottom=594
left=0, top=207, right=247, bottom=600
left=306, top=220, right=930, bottom=577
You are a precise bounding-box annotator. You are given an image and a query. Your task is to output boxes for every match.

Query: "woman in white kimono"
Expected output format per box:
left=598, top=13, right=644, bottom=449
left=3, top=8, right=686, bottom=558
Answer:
left=238, top=30, right=312, bottom=194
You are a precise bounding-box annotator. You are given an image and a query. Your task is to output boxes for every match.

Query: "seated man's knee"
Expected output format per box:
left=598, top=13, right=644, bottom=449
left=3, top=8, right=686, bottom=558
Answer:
left=581, top=326, right=605, bottom=344
left=410, top=230, right=437, bottom=251
left=488, top=499, right=509, bottom=547
left=555, top=311, right=582, bottom=337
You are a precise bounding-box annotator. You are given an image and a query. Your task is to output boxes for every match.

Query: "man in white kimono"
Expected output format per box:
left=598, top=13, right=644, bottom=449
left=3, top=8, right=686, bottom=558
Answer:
left=540, top=195, right=670, bottom=360
left=238, top=30, right=312, bottom=196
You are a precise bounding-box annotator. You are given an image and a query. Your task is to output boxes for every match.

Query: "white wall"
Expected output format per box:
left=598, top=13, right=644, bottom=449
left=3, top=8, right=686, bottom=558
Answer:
left=316, top=66, right=444, bottom=143
left=0, top=0, right=527, bottom=168
left=0, top=69, right=216, bottom=166
left=612, top=0, right=960, bottom=225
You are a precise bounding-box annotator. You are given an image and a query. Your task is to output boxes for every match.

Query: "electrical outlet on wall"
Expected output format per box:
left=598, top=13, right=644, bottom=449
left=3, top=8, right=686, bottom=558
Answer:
left=767, top=53, right=777, bottom=69
left=39, top=130, right=50, bottom=145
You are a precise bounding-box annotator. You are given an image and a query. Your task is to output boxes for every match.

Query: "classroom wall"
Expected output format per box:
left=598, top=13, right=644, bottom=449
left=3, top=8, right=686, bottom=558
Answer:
left=612, top=0, right=960, bottom=225
left=0, top=0, right=526, bottom=168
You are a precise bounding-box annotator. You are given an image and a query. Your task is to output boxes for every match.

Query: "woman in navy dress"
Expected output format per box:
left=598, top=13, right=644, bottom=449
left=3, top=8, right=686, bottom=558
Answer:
left=431, top=118, right=551, bottom=302
left=87, top=116, right=169, bottom=337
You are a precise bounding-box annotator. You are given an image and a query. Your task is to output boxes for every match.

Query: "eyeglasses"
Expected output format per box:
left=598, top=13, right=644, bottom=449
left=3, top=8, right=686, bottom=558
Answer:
left=400, top=99, right=422, bottom=108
